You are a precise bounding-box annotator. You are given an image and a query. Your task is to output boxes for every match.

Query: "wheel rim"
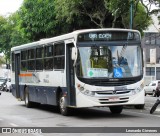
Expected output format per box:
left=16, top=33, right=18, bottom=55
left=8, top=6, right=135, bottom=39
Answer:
left=25, top=92, right=29, bottom=105
left=60, top=96, right=66, bottom=112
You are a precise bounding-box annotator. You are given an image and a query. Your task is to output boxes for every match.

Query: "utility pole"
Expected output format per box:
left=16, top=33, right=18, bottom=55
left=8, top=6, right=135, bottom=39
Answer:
left=130, top=0, right=133, bottom=29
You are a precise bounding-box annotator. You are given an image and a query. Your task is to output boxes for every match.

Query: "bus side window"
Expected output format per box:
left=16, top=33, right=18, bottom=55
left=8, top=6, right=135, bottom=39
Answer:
left=28, top=49, right=35, bottom=71
left=21, top=50, right=28, bottom=71
left=44, top=44, right=53, bottom=70
left=36, top=47, right=43, bottom=71
left=54, top=43, right=65, bottom=69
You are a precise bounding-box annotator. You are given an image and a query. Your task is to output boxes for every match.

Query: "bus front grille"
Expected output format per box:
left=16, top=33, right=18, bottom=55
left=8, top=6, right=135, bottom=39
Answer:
left=99, top=101, right=128, bottom=104
left=95, top=90, right=133, bottom=95
left=99, top=97, right=129, bottom=104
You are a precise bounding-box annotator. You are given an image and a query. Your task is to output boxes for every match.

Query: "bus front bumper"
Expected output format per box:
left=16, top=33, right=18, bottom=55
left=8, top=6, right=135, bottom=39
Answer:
left=75, top=90, right=144, bottom=108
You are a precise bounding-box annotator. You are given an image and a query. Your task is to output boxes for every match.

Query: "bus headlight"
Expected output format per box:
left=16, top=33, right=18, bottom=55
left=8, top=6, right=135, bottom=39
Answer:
left=77, top=84, right=84, bottom=91
left=132, top=88, right=140, bottom=95
left=84, top=90, right=95, bottom=96
left=77, top=84, right=95, bottom=96
left=132, top=83, right=144, bottom=95
left=79, top=86, right=84, bottom=91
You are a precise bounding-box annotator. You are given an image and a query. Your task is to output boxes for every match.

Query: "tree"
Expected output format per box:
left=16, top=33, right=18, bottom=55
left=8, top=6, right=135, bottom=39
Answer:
left=0, top=16, right=11, bottom=64
left=0, top=13, right=29, bottom=64
left=19, top=0, right=57, bottom=41
left=54, top=0, right=110, bottom=28
left=121, top=2, right=152, bottom=33
left=140, top=0, right=160, bottom=24
left=0, top=0, right=156, bottom=64
left=54, top=0, right=151, bottom=32
left=8, top=12, right=30, bottom=47
left=105, top=0, right=130, bottom=28
left=0, top=56, right=5, bottom=66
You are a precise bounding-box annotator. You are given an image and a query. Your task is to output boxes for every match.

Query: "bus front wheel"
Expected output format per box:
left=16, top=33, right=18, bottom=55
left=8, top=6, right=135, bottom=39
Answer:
left=59, top=93, right=70, bottom=116
left=134, top=104, right=145, bottom=109
left=109, top=106, right=123, bottom=114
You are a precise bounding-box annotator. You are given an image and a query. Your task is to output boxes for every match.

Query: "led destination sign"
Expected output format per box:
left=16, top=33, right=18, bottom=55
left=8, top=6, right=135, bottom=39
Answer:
left=89, top=33, right=112, bottom=40
left=77, top=31, right=140, bottom=42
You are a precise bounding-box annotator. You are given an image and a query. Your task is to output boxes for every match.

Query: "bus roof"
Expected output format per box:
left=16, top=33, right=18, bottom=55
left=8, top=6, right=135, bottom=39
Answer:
left=11, top=28, right=140, bottom=51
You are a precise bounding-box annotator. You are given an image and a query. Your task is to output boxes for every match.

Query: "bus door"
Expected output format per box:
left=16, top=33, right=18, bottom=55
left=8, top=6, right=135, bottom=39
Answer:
left=66, top=42, right=76, bottom=106
left=14, top=52, right=20, bottom=98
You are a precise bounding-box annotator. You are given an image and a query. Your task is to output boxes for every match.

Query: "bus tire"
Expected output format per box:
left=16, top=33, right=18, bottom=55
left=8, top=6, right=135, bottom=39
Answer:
left=24, top=87, right=34, bottom=108
left=59, top=93, right=70, bottom=116
left=109, top=106, right=123, bottom=114
left=134, top=104, right=145, bottom=109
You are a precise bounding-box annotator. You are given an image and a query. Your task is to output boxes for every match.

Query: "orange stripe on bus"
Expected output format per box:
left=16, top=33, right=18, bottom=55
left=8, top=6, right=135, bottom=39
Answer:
left=19, top=73, right=32, bottom=77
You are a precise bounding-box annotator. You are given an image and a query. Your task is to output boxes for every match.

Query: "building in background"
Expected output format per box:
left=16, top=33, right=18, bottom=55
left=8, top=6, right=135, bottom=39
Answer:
left=142, top=14, right=160, bottom=85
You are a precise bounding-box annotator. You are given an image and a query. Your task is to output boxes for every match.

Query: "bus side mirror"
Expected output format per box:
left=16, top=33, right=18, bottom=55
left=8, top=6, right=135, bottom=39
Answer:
left=71, top=47, right=77, bottom=60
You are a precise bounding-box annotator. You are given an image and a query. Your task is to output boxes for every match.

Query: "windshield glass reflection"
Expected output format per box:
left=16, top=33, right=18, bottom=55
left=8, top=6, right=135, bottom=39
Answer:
left=76, top=45, right=142, bottom=78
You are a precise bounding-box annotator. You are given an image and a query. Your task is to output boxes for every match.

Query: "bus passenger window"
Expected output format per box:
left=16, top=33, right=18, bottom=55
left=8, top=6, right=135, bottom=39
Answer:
left=44, top=45, right=53, bottom=70
left=54, top=57, right=64, bottom=69
left=21, top=61, right=27, bottom=71
left=28, top=49, right=35, bottom=59
left=44, top=58, right=53, bottom=70
left=21, top=50, right=27, bottom=71
left=28, top=60, right=35, bottom=70
left=28, top=49, right=35, bottom=71
left=54, top=43, right=65, bottom=69
left=36, top=47, right=43, bottom=70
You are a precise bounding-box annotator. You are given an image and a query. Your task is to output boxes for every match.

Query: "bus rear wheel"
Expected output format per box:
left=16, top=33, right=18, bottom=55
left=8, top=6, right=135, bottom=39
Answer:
left=109, top=106, right=123, bottom=114
left=59, top=93, right=70, bottom=116
left=24, top=87, right=34, bottom=108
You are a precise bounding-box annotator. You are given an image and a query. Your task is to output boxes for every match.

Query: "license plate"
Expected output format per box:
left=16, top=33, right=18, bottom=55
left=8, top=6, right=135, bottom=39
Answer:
left=109, top=97, right=119, bottom=101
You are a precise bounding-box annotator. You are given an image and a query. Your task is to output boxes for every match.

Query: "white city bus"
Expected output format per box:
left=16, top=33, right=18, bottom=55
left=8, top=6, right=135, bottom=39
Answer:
left=11, top=29, right=144, bottom=115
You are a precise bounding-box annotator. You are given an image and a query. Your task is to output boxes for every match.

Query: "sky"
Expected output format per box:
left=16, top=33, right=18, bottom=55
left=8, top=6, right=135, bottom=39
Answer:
left=0, top=0, right=23, bottom=16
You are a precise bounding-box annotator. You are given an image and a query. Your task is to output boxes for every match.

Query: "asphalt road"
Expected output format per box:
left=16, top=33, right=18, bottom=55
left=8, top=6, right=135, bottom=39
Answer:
left=0, top=91, right=160, bottom=136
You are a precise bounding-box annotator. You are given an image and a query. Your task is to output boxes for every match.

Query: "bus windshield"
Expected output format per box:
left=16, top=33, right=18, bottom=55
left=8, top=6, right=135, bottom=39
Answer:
left=76, top=44, right=143, bottom=79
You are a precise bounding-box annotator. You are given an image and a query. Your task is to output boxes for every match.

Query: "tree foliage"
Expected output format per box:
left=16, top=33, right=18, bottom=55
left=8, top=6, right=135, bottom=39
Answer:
left=19, top=0, right=56, bottom=41
left=8, top=13, right=30, bottom=47
left=0, top=0, right=157, bottom=62
left=0, top=16, right=11, bottom=63
left=54, top=0, right=111, bottom=28
left=54, top=0, right=151, bottom=30
left=122, top=2, right=152, bottom=33
left=140, top=0, right=160, bottom=24
left=0, top=13, right=29, bottom=63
